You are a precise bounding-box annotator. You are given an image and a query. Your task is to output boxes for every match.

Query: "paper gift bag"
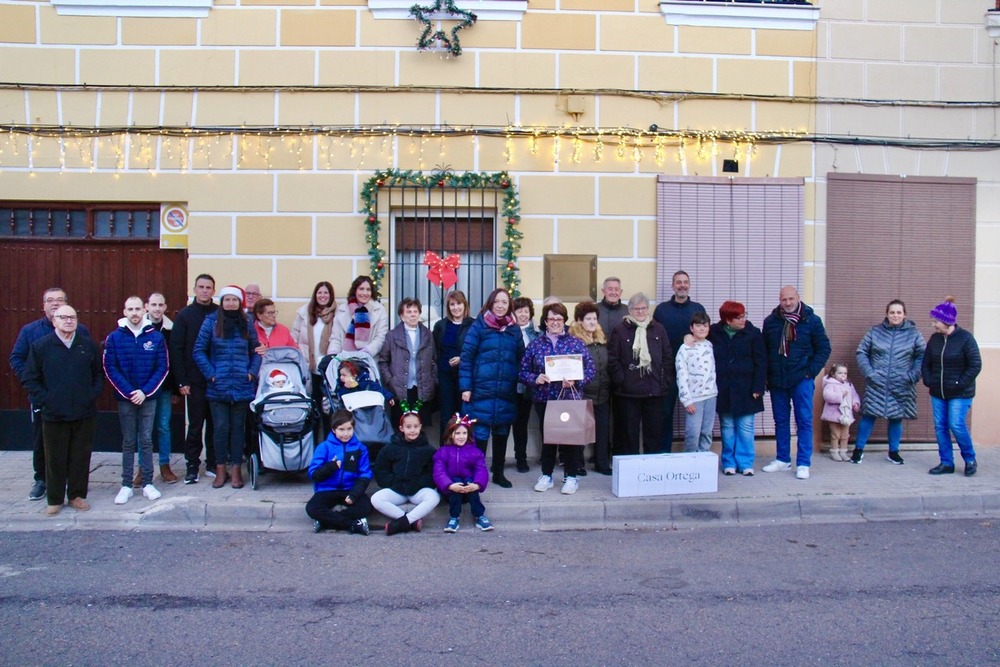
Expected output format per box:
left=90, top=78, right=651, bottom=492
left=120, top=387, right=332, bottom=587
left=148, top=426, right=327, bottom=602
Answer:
left=543, top=399, right=596, bottom=446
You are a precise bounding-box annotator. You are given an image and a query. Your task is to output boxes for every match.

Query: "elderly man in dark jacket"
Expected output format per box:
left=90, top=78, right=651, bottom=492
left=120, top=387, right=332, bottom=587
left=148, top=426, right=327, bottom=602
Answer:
left=761, top=286, right=831, bottom=480
left=22, top=305, right=103, bottom=516
left=608, top=293, right=674, bottom=455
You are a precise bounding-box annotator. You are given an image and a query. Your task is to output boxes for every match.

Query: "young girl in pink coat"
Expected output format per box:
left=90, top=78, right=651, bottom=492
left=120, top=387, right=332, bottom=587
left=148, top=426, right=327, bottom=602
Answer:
left=822, top=362, right=861, bottom=462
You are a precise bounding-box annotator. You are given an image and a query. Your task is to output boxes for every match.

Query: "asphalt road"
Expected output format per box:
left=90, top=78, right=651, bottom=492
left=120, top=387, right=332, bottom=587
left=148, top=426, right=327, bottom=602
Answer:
left=2, top=520, right=998, bottom=667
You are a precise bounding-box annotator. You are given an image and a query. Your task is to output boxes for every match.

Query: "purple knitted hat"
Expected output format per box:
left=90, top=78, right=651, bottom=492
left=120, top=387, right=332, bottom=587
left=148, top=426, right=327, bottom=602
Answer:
left=929, top=297, right=957, bottom=326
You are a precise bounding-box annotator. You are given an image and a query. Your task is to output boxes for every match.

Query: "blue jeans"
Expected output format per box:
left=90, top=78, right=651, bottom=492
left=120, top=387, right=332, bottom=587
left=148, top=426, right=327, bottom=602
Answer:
left=720, top=413, right=756, bottom=471
left=683, top=397, right=716, bottom=453
left=447, top=478, right=486, bottom=518
left=770, top=378, right=815, bottom=467
left=930, top=396, right=975, bottom=466
left=855, top=415, right=903, bottom=452
left=119, top=400, right=156, bottom=487
left=209, top=401, right=248, bottom=467
left=153, top=392, right=172, bottom=465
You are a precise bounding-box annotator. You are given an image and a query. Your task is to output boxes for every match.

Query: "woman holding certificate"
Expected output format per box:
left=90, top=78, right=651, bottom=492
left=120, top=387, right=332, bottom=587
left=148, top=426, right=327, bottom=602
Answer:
left=519, top=302, right=596, bottom=495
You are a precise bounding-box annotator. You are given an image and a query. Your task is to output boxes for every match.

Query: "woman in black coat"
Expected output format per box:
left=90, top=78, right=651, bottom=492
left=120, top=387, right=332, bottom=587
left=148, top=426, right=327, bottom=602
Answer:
left=709, top=301, right=766, bottom=476
left=432, top=290, right=474, bottom=440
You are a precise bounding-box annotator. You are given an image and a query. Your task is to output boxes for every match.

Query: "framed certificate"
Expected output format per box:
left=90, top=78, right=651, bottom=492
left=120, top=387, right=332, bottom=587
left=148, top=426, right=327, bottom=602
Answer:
left=544, top=354, right=584, bottom=381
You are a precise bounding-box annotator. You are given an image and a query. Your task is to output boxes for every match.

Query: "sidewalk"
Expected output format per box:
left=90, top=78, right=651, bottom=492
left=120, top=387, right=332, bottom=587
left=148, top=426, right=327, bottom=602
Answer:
left=1, top=442, right=997, bottom=532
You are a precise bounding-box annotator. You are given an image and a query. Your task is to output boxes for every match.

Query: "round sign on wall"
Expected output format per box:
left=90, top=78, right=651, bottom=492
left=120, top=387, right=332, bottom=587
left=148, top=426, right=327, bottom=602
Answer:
left=161, top=204, right=188, bottom=233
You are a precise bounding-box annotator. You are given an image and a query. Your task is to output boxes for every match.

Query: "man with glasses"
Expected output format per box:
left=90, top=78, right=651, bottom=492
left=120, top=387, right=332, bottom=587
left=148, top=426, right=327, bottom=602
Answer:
left=9, top=288, right=91, bottom=501
left=22, top=305, right=103, bottom=516
left=244, top=283, right=263, bottom=321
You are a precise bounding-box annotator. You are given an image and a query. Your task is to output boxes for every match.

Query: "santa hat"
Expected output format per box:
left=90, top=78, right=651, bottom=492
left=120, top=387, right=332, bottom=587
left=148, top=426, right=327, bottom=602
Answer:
left=217, top=285, right=245, bottom=308
left=267, top=369, right=288, bottom=387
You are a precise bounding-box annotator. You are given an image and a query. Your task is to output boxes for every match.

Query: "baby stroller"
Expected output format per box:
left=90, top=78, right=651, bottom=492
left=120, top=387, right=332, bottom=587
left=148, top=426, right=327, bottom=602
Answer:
left=250, top=346, right=319, bottom=490
left=318, top=351, right=395, bottom=459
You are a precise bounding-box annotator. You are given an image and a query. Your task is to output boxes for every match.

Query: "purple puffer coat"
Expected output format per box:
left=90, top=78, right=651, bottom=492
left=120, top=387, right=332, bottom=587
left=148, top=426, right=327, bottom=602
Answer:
left=432, top=443, right=489, bottom=494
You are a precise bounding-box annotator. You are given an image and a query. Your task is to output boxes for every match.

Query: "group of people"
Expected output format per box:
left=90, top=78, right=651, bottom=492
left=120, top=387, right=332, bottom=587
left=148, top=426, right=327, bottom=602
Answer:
left=7, top=269, right=983, bottom=521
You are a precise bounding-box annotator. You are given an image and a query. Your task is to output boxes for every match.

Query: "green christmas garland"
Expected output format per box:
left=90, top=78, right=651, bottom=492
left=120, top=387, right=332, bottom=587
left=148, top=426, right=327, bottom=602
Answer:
left=360, top=169, right=522, bottom=297
left=410, top=0, right=477, bottom=57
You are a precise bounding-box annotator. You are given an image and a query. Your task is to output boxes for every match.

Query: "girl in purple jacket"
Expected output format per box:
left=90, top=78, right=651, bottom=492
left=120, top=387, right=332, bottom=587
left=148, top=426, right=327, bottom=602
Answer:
left=432, top=414, right=494, bottom=532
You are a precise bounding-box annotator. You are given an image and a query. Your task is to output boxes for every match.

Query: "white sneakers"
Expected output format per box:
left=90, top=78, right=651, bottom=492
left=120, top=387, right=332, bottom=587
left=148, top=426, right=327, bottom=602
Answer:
left=533, top=475, right=554, bottom=492
left=795, top=466, right=810, bottom=480
left=762, top=460, right=792, bottom=473
left=560, top=478, right=579, bottom=495
left=114, top=486, right=133, bottom=505
left=115, top=484, right=162, bottom=504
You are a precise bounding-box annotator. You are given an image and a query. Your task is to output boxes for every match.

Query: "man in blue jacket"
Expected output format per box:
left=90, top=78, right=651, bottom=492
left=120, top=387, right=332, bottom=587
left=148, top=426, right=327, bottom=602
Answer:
left=104, top=296, right=170, bottom=505
left=8, top=287, right=91, bottom=502
left=761, top=286, right=831, bottom=480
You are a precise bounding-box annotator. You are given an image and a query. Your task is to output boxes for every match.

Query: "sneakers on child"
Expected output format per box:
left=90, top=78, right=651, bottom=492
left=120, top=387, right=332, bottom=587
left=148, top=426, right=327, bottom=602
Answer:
left=560, top=477, right=579, bottom=495
left=444, top=517, right=460, bottom=533
left=850, top=448, right=864, bottom=464
left=350, top=518, right=370, bottom=535
left=475, top=515, right=494, bottom=531
left=723, top=467, right=736, bottom=476
left=114, top=486, right=133, bottom=505
left=142, top=484, right=162, bottom=501
left=762, top=460, right=792, bottom=473
left=886, top=451, right=904, bottom=465
left=742, top=468, right=755, bottom=477
left=534, top=474, right=554, bottom=492
left=795, top=465, right=810, bottom=480
left=312, top=520, right=325, bottom=533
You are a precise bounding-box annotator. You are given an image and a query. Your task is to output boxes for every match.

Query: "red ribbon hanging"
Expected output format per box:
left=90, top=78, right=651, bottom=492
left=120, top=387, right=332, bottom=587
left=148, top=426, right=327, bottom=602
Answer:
left=423, top=251, right=461, bottom=290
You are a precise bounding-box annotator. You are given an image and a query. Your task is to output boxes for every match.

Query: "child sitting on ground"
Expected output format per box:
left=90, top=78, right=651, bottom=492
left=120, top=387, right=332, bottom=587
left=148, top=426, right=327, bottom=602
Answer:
left=306, top=409, right=373, bottom=535
left=371, top=404, right=439, bottom=535
left=432, top=414, right=494, bottom=532
left=821, top=362, right=861, bottom=462
left=676, top=311, right=718, bottom=454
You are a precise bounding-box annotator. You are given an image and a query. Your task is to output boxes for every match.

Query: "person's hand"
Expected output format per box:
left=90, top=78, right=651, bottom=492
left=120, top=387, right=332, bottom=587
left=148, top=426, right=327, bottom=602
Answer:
left=752, top=392, right=761, bottom=400
left=683, top=333, right=696, bottom=347
left=179, top=385, right=191, bottom=396
left=449, top=356, right=460, bottom=367
left=388, top=399, right=395, bottom=406
left=686, top=404, right=696, bottom=414
left=853, top=402, right=861, bottom=412
left=561, top=379, right=574, bottom=389
left=536, top=374, right=550, bottom=385
left=247, top=373, right=254, bottom=382
left=448, top=482, right=466, bottom=493
left=333, top=457, right=341, bottom=469
left=255, top=343, right=267, bottom=356
left=461, top=391, right=471, bottom=402
left=464, top=482, right=480, bottom=492
left=129, top=389, right=146, bottom=405
left=344, top=495, right=354, bottom=505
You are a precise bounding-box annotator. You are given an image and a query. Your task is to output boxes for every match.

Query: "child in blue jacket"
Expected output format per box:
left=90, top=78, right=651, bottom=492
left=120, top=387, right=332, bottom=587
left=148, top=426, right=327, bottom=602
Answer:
left=306, top=409, right=373, bottom=535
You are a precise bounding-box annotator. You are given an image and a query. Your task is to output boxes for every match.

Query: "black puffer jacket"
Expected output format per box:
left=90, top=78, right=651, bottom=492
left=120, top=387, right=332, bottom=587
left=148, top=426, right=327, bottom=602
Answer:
left=921, top=326, right=981, bottom=400
left=607, top=319, right=674, bottom=398
left=372, top=432, right=436, bottom=496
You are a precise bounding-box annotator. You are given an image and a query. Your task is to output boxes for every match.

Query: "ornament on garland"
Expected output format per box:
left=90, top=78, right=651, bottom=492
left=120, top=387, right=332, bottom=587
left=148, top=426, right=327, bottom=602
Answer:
left=359, top=169, right=522, bottom=297
left=410, top=0, right=477, bottom=57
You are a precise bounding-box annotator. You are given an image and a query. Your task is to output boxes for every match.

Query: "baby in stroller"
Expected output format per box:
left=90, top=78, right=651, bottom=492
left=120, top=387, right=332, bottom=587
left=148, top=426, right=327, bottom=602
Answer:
left=335, top=359, right=394, bottom=407
left=258, top=369, right=299, bottom=399
left=321, top=352, right=396, bottom=461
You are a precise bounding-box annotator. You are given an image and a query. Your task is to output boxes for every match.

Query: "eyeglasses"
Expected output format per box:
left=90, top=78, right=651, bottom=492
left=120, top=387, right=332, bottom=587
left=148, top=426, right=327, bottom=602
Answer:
left=44, top=297, right=66, bottom=304
left=545, top=317, right=565, bottom=323
left=245, top=291, right=262, bottom=297
left=54, top=315, right=77, bottom=321
left=630, top=306, right=648, bottom=313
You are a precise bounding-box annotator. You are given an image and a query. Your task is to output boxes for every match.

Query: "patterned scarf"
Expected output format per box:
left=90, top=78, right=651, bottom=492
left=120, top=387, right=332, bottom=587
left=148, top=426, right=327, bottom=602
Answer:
left=483, top=311, right=514, bottom=332
left=625, top=315, right=652, bottom=375
left=344, top=298, right=371, bottom=350
left=779, top=302, right=803, bottom=357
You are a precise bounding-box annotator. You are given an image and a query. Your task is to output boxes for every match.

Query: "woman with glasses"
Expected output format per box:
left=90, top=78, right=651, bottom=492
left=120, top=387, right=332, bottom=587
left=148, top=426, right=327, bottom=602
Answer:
left=253, top=299, right=296, bottom=351
left=607, top=293, right=674, bottom=455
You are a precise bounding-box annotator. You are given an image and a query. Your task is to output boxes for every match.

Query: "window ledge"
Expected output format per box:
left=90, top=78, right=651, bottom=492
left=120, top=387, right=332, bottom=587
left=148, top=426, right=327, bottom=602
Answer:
left=51, top=0, right=213, bottom=17
left=660, top=1, right=820, bottom=31
left=987, top=11, right=1000, bottom=39
left=368, top=0, right=527, bottom=21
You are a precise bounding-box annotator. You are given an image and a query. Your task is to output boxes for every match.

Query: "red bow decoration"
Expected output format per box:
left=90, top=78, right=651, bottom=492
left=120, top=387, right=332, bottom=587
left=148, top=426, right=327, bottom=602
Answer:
left=423, top=251, right=461, bottom=290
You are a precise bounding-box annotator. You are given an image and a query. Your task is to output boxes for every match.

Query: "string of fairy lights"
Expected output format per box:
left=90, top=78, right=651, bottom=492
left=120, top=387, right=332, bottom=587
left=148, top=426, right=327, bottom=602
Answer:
left=0, top=125, right=804, bottom=172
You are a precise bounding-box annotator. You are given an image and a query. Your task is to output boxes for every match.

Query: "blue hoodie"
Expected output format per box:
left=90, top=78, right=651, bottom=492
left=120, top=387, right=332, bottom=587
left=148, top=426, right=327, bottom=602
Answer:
left=308, top=432, right=372, bottom=498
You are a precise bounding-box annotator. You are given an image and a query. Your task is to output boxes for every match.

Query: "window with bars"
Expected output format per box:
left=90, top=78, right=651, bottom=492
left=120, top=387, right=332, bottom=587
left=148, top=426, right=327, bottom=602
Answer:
left=656, top=175, right=805, bottom=438
left=0, top=205, right=160, bottom=240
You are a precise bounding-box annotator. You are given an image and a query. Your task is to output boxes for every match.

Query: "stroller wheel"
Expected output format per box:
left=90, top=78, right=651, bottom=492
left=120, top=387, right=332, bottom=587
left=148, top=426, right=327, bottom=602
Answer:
left=249, top=453, right=260, bottom=490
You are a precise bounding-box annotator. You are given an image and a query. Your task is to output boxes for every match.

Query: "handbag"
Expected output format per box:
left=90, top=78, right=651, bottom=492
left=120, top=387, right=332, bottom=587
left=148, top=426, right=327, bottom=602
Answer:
left=543, top=387, right=596, bottom=446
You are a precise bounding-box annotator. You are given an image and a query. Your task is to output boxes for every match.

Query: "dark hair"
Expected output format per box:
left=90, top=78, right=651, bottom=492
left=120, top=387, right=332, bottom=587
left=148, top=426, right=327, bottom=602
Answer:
left=672, top=270, right=689, bottom=282
left=826, top=362, right=848, bottom=379
left=397, top=297, right=422, bottom=316
left=348, top=275, right=377, bottom=301
left=479, top=288, right=512, bottom=317
left=512, top=297, right=535, bottom=319
left=339, top=360, right=359, bottom=378
left=541, top=302, right=569, bottom=324
left=194, top=273, right=215, bottom=287
left=885, top=299, right=906, bottom=315
left=253, top=298, right=274, bottom=317
left=329, top=409, right=355, bottom=432
left=445, top=291, right=469, bottom=321
left=442, top=418, right=476, bottom=446
left=719, top=300, right=745, bottom=323
left=308, top=281, right=336, bottom=326
left=573, top=300, right=599, bottom=322
left=690, top=311, right=711, bottom=326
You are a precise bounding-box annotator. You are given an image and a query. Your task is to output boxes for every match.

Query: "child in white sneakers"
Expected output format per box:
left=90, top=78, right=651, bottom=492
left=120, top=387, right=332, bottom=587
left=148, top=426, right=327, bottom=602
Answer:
left=821, top=362, right=861, bottom=461
left=432, top=414, right=494, bottom=532
left=371, top=405, right=440, bottom=535
left=675, top=312, right=718, bottom=453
